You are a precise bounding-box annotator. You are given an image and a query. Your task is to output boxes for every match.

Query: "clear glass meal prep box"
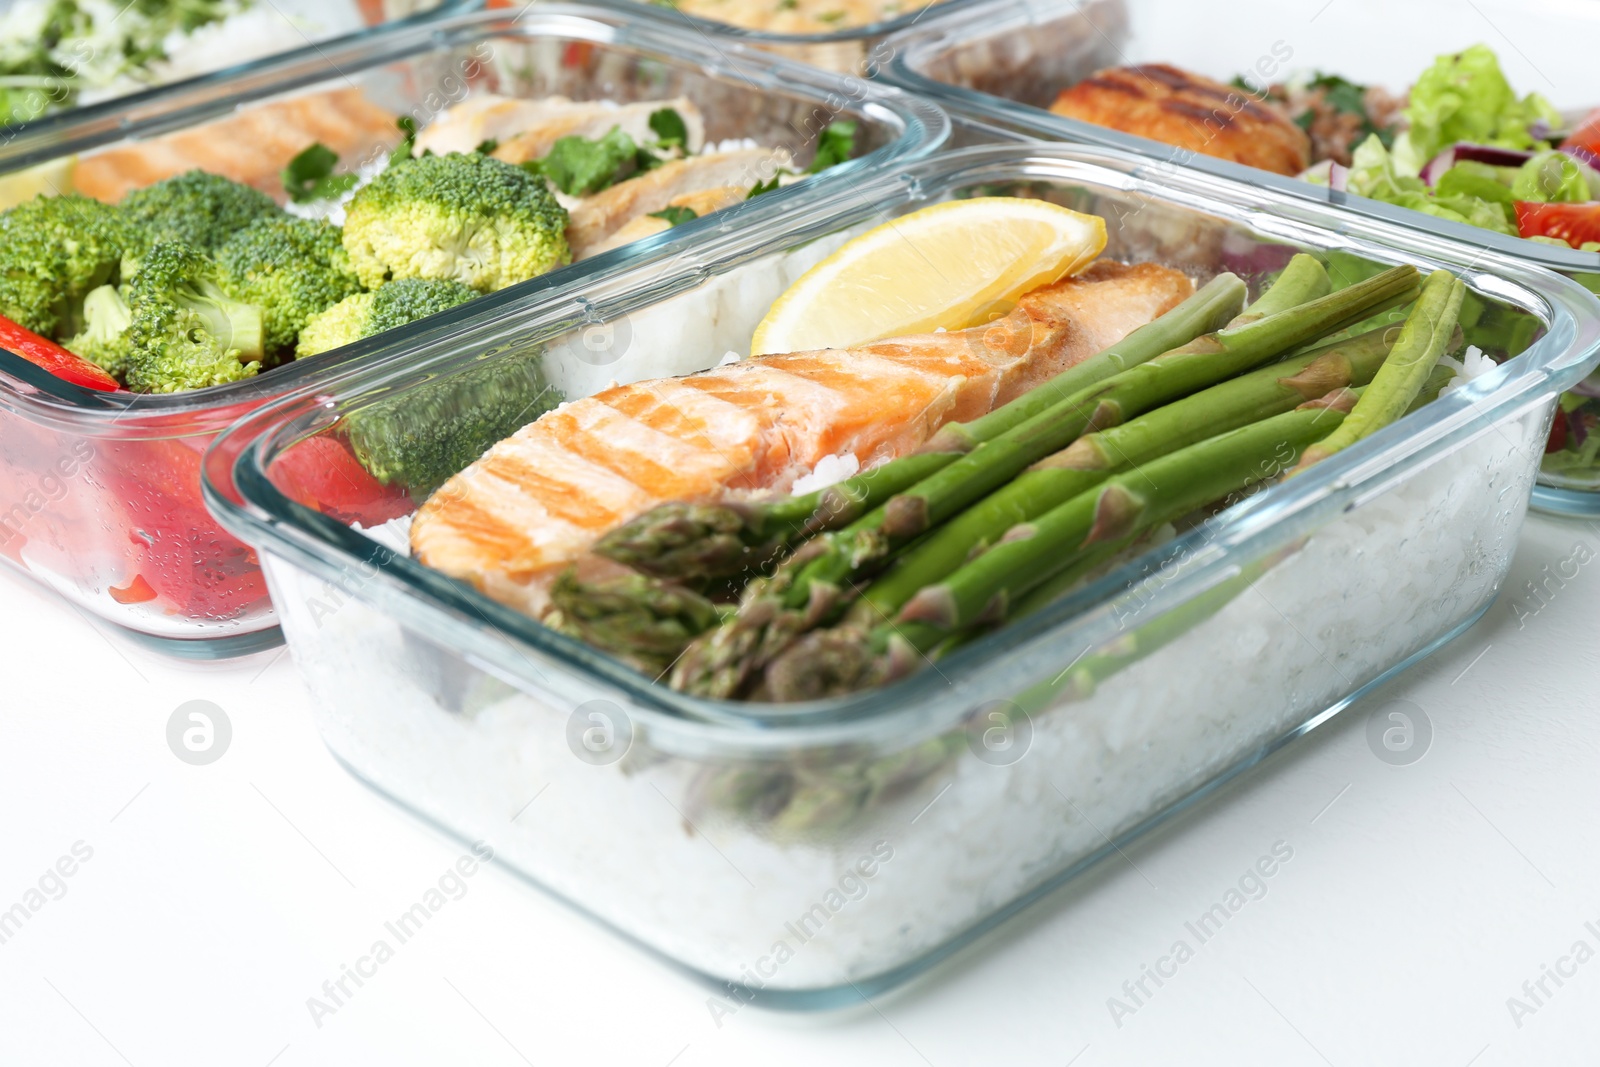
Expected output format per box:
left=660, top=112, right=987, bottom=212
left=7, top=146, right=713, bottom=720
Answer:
left=202, top=143, right=1600, bottom=1006
left=0, top=4, right=945, bottom=657
left=0, top=0, right=476, bottom=148
left=882, top=0, right=1600, bottom=515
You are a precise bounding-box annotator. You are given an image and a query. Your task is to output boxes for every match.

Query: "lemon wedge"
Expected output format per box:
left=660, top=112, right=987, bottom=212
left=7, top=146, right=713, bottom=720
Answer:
left=750, top=197, right=1107, bottom=356
left=0, top=156, right=76, bottom=210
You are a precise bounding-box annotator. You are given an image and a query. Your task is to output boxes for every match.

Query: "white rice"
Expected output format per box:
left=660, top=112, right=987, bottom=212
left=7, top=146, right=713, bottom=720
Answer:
left=789, top=453, right=860, bottom=495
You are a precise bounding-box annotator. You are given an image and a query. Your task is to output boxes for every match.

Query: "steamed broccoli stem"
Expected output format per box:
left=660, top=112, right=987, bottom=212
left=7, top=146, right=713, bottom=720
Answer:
left=66, top=283, right=134, bottom=381
left=218, top=215, right=361, bottom=361
left=119, top=170, right=283, bottom=253
left=341, top=152, right=571, bottom=293
left=121, top=241, right=265, bottom=394
left=343, top=346, right=557, bottom=499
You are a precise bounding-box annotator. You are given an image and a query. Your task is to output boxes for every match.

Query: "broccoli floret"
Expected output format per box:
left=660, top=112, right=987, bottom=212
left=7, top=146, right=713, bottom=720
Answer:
left=120, top=170, right=282, bottom=253
left=0, top=194, right=141, bottom=337
left=344, top=345, right=558, bottom=499
left=295, top=290, right=377, bottom=359
left=217, top=215, right=362, bottom=361
left=341, top=153, right=570, bottom=293
left=121, top=242, right=266, bottom=393
left=0, top=268, right=62, bottom=337
left=295, top=277, right=478, bottom=359
left=66, top=283, right=135, bottom=381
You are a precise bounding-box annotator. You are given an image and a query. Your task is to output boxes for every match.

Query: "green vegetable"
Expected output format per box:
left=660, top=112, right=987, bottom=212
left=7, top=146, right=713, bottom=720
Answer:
left=807, top=121, right=858, bottom=174
left=474, top=138, right=500, bottom=155
left=342, top=342, right=558, bottom=499
left=0, top=0, right=236, bottom=125
left=121, top=241, right=265, bottom=393
left=217, top=215, right=362, bottom=360
left=296, top=276, right=478, bottom=359
left=1295, top=269, right=1466, bottom=471
left=1345, top=134, right=1518, bottom=236
left=1401, top=44, right=1564, bottom=164
left=646, top=206, right=698, bottom=226
left=537, top=127, right=652, bottom=197
left=65, top=283, right=134, bottom=381
left=0, top=193, right=141, bottom=338
left=1434, top=162, right=1515, bottom=207
left=1509, top=150, right=1590, bottom=204
left=762, top=400, right=1361, bottom=701
left=747, top=175, right=782, bottom=199
left=648, top=108, right=689, bottom=150
left=282, top=143, right=360, bottom=204
left=849, top=325, right=1399, bottom=623
left=341, top=151, right=571, bottom=292
left=120, top=170, right=283, bottom=254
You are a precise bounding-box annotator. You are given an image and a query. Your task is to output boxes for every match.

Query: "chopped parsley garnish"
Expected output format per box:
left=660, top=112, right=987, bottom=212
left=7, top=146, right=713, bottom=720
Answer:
left=816, top=9, right=845, bottom=21
left=807, top=120, right=858, bottom=173
left=648, top=206, right=699, bottom=226
left=648, top=108, right=689, bottom=151
left=747, top=175, right=782, bottom=199
left=282, top=143, right=360, bottom=203
left=474, top=138, right=500, bottom=155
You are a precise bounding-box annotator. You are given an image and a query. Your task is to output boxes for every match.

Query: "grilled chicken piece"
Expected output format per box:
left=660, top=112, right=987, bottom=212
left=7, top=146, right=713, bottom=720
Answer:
left=1050, top=64, right=1311, bottom=176
left=411, top=261, right=1194, bottom=615
left=74, top=88, right=400, bottom=202
left=567, top=149, right=786, bottom=258
left=578, top=184, right=747, bottom=258
left=415, top=94, right=706, bottom=159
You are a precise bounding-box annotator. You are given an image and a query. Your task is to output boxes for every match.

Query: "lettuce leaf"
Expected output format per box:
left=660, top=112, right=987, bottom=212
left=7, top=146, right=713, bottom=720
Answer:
left=1509, top=150, right=1591, bottom=203
left=1403, top=44, right=1564, bottom=162
left=1345, top=134, right=1518, bottom=235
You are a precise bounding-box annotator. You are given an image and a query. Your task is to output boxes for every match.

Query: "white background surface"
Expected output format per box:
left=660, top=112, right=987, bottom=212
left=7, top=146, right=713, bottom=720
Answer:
left=5, top=0, right=1600, bottom=1062
left=1, top=507, right=1597, bottom=1066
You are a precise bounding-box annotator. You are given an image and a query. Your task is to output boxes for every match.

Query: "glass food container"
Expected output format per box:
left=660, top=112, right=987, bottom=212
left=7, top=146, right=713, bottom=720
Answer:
left=882, top=0, right=1600, bottom=515
left=568, top=0, right=981, bottom=76
left=0, top=0, right=476, bottom=164
left=201, top=143, right=1600, bottom=1005
left=0, top=4, right=946, bottom=658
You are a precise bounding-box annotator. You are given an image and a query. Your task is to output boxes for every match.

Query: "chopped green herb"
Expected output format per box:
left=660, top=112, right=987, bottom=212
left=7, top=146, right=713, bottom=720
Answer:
left=540, top=126, right=646, bottom=196
left=389, top=116, right=422, bottom=167
left=282, top=142, right=360, bottom=203
left=648, top=108, right=689, bottom=150
left=474, top=138, right=500, bottom=155
left=777, top=0, right=797, bottom=9
left=806, top=120, right=857, bottom=173
left=648, top=206, right=699, bottom=226
left=747, top=175, right=782, bottom=199
left=816, top=9, right=845, bottom=21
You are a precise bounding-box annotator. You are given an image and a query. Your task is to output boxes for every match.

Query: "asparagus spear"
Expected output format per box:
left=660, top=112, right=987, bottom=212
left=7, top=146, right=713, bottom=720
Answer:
left=782, top=261, right=1416, bottom=611
left=594, top=273, right=1251, bottom=581
left=670, top=263, right=1418, bottom=699
left=848, top=324, right=1398, bottom=623
left=756, top=394, right=1361, bottom=702
left=545, top=570, right=727, bottom=677
left=1292, top=269, right=1466, bottom=472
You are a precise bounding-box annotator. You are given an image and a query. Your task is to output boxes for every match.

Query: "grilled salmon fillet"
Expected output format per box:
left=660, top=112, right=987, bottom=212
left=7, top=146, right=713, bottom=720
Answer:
left=579, top=184, right=747, bottom=258
left=567, top=149, right=788, bottom=258
left=412, top=260, right=1194, bottom=613
left=74, top=88, right=400, bottom=202
left=1050, top=64, right=1311, bottom=177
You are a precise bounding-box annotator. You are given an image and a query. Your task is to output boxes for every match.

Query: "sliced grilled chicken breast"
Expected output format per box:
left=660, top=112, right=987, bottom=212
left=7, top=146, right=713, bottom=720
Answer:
left=1050, top=64, right=1312, bottom=176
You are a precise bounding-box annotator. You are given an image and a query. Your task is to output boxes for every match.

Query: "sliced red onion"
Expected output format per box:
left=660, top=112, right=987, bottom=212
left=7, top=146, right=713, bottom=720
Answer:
left=1450, top=143, right=1537, bottom=168
left=1570, top=409, right=1590, bottom=448
left=1420, top=147, right=1455, bottom=186
left=1328, top=161, right=1349, bottom=192
left=1529, top=118, right=1565, bottom=143
left=1562, top=143, right=1600, bottom=172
